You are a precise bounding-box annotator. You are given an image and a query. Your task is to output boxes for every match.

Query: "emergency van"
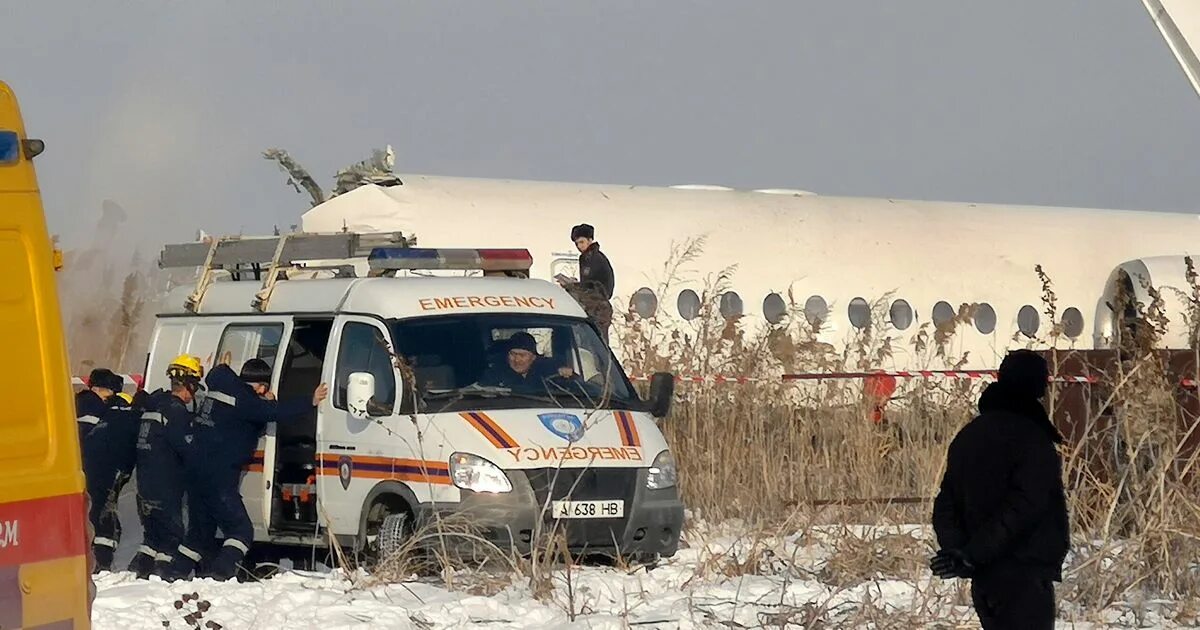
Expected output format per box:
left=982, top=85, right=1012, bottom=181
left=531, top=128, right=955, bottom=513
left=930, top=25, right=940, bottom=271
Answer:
left=148, top=234, right=683, bottom=562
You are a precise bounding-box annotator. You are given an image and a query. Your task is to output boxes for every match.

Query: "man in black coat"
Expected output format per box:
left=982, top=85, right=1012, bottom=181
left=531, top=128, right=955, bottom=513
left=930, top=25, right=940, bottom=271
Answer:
left=561, top=223, right=615, bottom=344
left=83, top=389, right=148, bottom=572
left=930, top=349, right=1069, bottom=629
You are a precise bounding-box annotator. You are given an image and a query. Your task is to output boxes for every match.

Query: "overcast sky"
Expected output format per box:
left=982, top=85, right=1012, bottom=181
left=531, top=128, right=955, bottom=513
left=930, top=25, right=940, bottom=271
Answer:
left=5, top=1, right=1200, bottom=249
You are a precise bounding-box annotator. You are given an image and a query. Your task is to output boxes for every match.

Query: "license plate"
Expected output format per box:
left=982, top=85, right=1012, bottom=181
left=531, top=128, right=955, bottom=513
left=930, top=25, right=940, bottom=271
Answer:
left=551, top=500, right=624, bottom=519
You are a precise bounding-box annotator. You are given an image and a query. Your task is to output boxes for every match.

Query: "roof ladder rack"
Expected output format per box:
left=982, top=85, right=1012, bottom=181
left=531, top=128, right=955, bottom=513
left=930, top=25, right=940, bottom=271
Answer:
left=184, top=236, right=227, bottom=313
left=160, top=231, right=415, bottom=313
left=251, top=233, right=292, bottom=312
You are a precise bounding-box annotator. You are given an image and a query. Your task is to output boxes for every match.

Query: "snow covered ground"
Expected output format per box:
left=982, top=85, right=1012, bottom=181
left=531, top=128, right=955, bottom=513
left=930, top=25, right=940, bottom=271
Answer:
left=91, top=522, right=1191, bottom=629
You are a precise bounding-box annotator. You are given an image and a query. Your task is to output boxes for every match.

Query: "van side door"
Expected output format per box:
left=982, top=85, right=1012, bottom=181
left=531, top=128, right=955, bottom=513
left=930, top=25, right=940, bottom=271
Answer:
left=207, top=319, right=291, bottom=538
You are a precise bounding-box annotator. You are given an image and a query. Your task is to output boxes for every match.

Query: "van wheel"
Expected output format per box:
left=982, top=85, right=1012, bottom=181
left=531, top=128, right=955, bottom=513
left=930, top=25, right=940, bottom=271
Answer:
left=377, top=512, right=409, bottom=561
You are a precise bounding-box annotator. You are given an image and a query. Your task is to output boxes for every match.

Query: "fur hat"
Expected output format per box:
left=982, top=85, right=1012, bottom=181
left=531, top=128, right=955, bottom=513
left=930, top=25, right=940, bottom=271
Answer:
left=570, top=224, right=595, bottom=241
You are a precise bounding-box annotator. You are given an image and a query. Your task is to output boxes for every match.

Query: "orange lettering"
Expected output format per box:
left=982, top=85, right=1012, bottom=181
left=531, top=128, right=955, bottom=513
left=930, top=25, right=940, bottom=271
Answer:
left=434, top=298, right=454, bottom=309
left=484, top=296, right=502, bottom=307
left=587, top=447, right=603, bottom=461
left=625, top=447, right=641, bottom=460
left=513, top=296, right=531, bottom=308
left=506, top=448, right=522, bottom=462
left=541, top=447, right=558, bottom=461
left=468, top=296, right=484, bottom=308
left=453, top=297, right=469, bottom=308
left=569, top=447, right=588, bottom=460
left=545, top=298, right=555, bottom=309
left=500, top=296, right=515, bottom=307
left=419, top=298, right=434, bottom=310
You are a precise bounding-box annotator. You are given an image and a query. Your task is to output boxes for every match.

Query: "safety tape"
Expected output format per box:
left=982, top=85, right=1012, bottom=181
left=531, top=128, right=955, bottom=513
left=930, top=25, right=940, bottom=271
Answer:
left=782, top=370, right=1100, bottom=384
left=77, top=414, right=100, bottom=425
left=72, top=373, right=145, bottom=389
left=92, top=537, right=118, bottom=549
left=630, top=371, right=1099, bottom=384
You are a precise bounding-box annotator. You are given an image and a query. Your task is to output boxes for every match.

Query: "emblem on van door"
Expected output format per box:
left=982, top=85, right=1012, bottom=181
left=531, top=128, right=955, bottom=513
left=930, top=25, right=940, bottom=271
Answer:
left=538, top=412, right=585, bottom=442
left=338, top=456, right=353, bottom=490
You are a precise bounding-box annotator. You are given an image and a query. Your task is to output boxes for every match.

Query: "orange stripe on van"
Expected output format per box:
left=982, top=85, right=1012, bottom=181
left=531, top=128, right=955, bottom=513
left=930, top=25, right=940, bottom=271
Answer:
left=316, top=453, right=452, bottom=485
left=615, top=411, right=641, bottom=447
left=459, top=411, right=518, bottom=449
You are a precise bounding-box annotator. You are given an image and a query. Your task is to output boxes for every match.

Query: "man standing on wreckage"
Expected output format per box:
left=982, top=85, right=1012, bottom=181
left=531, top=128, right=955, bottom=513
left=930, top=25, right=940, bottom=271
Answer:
left=929, top=349, right=1070, bottom=629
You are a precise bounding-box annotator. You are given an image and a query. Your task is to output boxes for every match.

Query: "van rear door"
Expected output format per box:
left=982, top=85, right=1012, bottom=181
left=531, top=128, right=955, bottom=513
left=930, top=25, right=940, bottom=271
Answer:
left=206, top=319, right=292, bottom=536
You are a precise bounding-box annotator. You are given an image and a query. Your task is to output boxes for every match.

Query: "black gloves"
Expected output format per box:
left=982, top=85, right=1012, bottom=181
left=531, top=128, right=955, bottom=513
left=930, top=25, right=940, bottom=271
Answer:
left=930, top=548, right=975, bottom=579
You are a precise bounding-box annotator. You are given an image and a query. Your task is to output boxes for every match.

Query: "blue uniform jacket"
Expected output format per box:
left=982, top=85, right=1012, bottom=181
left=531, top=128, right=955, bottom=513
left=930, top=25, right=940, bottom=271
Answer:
left=76, top=390, right=107, bottom=444
left=193, top=364, right=313, bottom=470
left=136, top=390, right=196, bottom=476
left=83, top=393, right=145, bottom=478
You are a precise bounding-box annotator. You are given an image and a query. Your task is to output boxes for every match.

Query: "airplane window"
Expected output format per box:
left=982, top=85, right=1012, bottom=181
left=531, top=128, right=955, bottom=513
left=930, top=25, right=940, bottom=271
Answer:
left=1018, top=305, right=1040, bottom=338
left=804, top=295, right=828, bottom=327
left=848, top=297, right=871, bottom=329
left=677, top=289, right=701, bottom=321
left=719, top=292, right=744, bottom=320
left=975, top=303, right=997, bottom=334
left=889, top=299, right=913, bottom=330
left=631, top=287, right=658, bottom=319
left=1061, top=307, right=1084, bottom=339
left=763, top=292, right=787, bottom=325
left=932, top=301, right=955, bottom=326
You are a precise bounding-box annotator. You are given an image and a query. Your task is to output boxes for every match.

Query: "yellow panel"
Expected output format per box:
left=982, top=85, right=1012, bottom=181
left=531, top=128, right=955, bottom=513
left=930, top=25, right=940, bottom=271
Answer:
left=19, top=555, right=89, bottom=627
left=0, top=80, right=83, bottom=506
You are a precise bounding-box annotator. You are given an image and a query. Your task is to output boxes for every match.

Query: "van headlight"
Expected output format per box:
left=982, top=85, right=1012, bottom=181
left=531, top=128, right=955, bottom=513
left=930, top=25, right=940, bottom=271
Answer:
left=450, top=452, right=512, bottom=493
left=646, top=450, right=677, bottom=490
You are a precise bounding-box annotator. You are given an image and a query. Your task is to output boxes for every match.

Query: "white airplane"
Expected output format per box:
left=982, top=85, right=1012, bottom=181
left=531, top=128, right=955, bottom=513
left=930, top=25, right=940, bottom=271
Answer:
left=297, top=174, right=1200, bottom=373
left=181, top=4, right=1192, bottom=378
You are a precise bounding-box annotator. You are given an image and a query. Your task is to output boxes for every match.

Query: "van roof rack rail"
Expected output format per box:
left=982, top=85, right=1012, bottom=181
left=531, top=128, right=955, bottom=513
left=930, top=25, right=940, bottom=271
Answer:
left=159, top=231, right=414, bottom=313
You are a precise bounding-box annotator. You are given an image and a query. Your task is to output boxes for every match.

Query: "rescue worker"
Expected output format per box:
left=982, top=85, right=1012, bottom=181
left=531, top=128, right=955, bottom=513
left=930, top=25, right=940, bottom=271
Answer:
left=127, top=355, right=202, bottom=580
left=930, top=350, right=1069, bottom=629
left=82, top=388, right=147, bottom=572
left=559, top=224, right=615, bottom=344
left=171, top=358, right=327, bottom=581
left=77, top=368, right=123, bottom=446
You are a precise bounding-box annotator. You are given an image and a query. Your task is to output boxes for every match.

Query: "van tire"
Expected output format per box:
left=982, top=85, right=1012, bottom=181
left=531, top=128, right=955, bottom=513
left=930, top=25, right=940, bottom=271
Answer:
left=378, top=512, right=409, bottom=561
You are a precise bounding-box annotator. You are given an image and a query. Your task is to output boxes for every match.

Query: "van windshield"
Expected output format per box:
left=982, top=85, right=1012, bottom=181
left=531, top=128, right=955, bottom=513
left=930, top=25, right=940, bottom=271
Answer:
left=387, top=314, right=639, bottom=412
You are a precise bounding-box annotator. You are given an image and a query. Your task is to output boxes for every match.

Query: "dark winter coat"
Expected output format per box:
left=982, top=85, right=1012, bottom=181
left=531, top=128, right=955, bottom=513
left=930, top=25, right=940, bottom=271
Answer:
left=578, top=242, right=615, bottom=301
left=75, top=390, right=107, bottom=445
left=83, top=392, right=146, bottom=479
left=931, top=380, right=1070, bottom=581
left=136, top=390, right=196, bottom=471
left=191, top=364, right=313, bottom=472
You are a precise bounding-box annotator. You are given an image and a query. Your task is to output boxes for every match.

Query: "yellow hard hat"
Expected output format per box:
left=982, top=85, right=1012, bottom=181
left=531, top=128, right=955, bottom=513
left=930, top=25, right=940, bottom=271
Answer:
left=166, top=354, right=203, bottom=380
left=116, top=392, right=134, bottom=404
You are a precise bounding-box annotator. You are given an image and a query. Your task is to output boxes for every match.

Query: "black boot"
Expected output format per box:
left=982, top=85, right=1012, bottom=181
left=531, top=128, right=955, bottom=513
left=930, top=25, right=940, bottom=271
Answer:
left=92, top=545, right=115, bottom=573
left=128, top=548, right=157, bottom=580
left=207, top=545, right=245, bottom=582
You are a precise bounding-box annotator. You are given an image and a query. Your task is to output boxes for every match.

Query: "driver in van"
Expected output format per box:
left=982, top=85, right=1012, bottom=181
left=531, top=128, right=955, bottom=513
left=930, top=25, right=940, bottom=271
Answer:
left=478, top=332, right=574, bottom=388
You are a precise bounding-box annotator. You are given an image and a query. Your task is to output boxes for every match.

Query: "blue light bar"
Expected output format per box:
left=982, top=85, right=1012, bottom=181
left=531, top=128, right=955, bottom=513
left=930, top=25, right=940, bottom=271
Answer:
left=367, top=247, right=532, bottom=273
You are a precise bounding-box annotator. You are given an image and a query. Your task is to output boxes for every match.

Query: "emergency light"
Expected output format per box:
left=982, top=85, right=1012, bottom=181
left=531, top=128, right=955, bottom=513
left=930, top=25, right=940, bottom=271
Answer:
left=367, top=247, right=533, bottom=273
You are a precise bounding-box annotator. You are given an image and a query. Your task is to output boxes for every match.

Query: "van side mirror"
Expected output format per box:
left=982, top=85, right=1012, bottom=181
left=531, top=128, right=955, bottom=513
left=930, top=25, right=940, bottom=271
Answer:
left=347, top=372, right=376, bottom=419
left=646, top=372, right=675, bottom=419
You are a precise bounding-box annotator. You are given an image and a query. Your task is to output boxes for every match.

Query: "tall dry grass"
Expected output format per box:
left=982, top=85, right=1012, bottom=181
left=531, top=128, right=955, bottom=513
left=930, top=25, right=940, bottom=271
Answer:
left=60, top=229, right=1200, bottom=620
left=616, top=238, right=1200, bottom=620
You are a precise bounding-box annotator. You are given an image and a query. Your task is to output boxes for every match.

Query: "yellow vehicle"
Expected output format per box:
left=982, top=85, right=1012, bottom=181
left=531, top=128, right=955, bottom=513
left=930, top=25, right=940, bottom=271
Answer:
left=0, top=81, right=94, bottom=628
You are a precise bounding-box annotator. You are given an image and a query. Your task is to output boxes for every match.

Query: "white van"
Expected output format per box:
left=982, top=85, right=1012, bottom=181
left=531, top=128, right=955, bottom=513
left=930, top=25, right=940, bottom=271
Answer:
left=145, top=234, right=682, bottom=562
